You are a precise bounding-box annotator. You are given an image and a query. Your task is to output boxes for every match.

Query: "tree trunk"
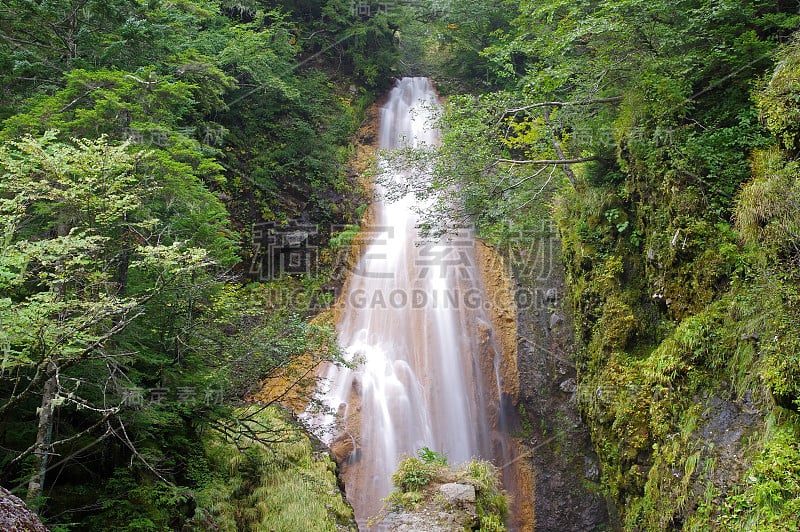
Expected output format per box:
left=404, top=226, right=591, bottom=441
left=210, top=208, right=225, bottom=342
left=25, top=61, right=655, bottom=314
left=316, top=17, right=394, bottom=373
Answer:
left=26, top=363, right=57, bottom=509
left=27, top=220, right=69, bottom=509
left=117, top=247, right=131, bottom=297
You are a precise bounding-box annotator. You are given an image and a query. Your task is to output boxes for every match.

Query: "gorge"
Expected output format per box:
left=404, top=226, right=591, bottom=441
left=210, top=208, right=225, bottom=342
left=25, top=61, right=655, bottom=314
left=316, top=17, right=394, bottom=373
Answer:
left=2, top=2, right=799, bottom=530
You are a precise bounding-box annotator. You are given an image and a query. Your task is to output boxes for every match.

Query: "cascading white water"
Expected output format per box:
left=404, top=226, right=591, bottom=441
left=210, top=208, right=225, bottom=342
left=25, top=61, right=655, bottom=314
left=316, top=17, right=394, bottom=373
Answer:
left=312, top=77, right=516, bottom=527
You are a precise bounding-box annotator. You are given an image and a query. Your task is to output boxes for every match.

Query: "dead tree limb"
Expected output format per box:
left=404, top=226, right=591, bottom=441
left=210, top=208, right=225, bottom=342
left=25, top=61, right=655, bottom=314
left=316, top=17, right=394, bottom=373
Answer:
left=502, top=96, right=623, bottom=116
left=543, top=107, right=578, bottom=187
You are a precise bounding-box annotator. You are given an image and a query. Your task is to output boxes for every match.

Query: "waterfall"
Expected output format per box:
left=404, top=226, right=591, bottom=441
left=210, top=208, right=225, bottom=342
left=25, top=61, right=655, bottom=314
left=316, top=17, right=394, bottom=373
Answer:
left=311, top=77, right=517, bottom=527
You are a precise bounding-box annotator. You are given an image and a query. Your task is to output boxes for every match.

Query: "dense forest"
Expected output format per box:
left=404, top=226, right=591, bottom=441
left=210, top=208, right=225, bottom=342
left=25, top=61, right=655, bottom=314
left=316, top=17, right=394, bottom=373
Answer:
left=0, top=0, right=407, bottom=529
left=2, top=0, right=800, bottom=530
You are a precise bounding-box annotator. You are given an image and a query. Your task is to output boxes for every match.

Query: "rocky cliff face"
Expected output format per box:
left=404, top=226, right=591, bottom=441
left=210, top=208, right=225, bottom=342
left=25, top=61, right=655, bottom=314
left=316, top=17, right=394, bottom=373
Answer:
left=0, top=488, right=48, bottom=532
left=470, top=226, right=610, bottom=530
left=509, top=227, right=609, bottom=531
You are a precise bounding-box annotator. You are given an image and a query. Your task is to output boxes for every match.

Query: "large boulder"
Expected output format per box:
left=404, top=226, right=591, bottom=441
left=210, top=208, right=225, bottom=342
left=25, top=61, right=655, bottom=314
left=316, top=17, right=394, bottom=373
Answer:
left=0, top=488, right=48, bottom=532
left=379, top=483, right=479, bottom=531
left=438, top=483, right=476, bottom=506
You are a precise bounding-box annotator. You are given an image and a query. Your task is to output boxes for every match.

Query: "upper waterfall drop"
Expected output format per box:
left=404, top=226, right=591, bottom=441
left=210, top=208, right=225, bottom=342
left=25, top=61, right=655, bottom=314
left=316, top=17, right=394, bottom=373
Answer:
left=311, top=77, right=515, bottom=526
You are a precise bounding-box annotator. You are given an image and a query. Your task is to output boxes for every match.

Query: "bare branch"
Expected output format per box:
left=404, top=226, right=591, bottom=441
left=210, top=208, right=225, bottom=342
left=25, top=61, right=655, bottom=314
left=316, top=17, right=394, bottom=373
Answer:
left=495, top=165, right=549, bottom=195
left=519, top=165, right=558, bottom=209
left=0, top=306, right=144, bottom=417
left=0, top=34, right=59, bottom=51
left=111, top=419, right=176, bottom=487
left=494, top=157, right=597, bottom=166
left=10, top=427, right=113, bottom=495
left=9, top=411, right=115, bottom=467
left=124, top=74, right=159, bottom=86
left=503, top=96, right=624, bottom=115
left=57, top=85, right=101, bottom=113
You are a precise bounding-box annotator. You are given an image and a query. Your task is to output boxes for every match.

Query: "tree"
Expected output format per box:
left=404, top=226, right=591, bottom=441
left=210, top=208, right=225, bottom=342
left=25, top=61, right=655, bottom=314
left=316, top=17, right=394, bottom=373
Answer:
left=0, top=133, right=214, bottom=506
left=0, top=0, right=392, bottom=526
left=0, top=131, right=347, bottom=525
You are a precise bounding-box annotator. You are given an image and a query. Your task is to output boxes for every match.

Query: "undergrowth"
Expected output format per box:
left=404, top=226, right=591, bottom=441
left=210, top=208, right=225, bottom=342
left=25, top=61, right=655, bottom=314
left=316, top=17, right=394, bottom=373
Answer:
left=551, top=34, right=800, bottom=530
left=187, top=407, right=354, bottom=532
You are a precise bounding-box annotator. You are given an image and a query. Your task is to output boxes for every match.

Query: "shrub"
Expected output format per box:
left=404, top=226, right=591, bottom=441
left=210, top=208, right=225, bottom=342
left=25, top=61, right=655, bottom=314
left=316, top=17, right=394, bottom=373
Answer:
left=735, top=148, right=800, bottom=262
left=391, top=457, right=439, bottom=492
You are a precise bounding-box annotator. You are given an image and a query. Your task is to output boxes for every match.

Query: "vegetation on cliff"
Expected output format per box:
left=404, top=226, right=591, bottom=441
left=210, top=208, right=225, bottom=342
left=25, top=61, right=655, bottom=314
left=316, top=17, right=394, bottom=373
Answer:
left=398, top=0, right=800, bottom=528
left=376, top=447, right=509, bottom=531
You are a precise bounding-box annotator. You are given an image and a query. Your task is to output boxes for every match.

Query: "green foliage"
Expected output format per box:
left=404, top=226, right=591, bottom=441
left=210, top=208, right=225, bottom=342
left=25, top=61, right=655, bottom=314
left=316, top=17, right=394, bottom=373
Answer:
left=458, top=460, right=509, bottom=524
left=329, top=224, right=361, bottom=248
left=391, top=457, right=438, bottom=493
left=0, top=132, right=228, bottom=523
left=427, top=1, right=519, bottom=90
left=188, top=407, right=354, bottom=532
left=0, top=132, right=212, bottom=391
left=479, top=512, right=506, bottom=532
left=416, top=0, right=800, bottom=528
left=0, top=0, right=397, bottom=527
left=385, top=489, right=426, bottom=511
left=753, top=279, right=800, bottom=411
left=757, top=40, right=800, bottom=151
left=714, top=424, right=800, bottom=530
left=515, top=403, right=535, bottom=439
left=195, top=282, right=345, bottom=399
left=0, top=0, right=386, bottom=237
left=417, top=446, right=448, bottom=466
left=0, top=131, right=350, bottom=527
left=735, top=148, right=800, bottom=262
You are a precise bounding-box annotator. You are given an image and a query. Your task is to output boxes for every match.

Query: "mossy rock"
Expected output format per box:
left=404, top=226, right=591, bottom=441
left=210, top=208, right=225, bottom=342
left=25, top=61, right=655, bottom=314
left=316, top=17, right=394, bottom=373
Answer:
left=758, top=41, right=800, bottom=151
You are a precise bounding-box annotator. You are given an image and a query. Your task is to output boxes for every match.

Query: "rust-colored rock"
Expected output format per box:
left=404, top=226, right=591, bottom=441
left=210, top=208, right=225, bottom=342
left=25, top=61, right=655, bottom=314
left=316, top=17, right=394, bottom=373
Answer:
left=475, top=241, right=520, bottom=400
left=330, top=432, right=359, bottom=463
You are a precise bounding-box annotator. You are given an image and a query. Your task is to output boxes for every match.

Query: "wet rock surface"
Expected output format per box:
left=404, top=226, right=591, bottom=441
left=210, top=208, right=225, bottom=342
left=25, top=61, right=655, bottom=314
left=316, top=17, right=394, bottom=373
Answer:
left=693, top=390, right=764, bottom=500
left=378, top=506, right=473, bottom=531
left=512, top=231, right=609, bottom=531
left=439, top=482, right=476, bottom=505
